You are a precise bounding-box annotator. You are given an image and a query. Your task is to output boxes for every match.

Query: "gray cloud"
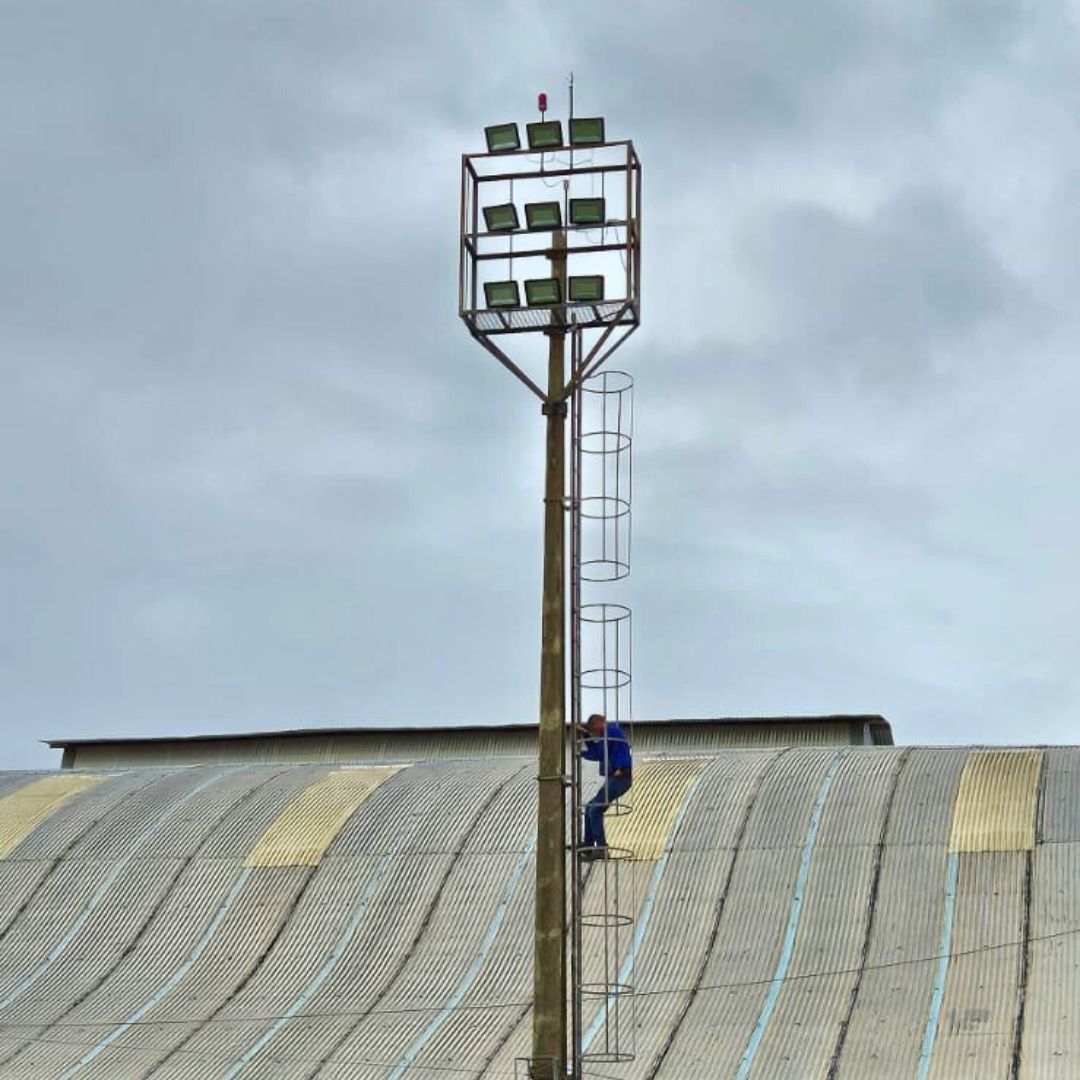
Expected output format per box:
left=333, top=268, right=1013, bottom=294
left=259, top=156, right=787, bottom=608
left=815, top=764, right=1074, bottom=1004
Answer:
left=2, top=0, right=1079, bottom=768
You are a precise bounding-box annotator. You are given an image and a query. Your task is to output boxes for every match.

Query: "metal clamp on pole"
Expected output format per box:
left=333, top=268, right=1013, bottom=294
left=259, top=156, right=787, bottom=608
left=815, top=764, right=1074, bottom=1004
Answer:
left=542, top=400, right=568, bottom=417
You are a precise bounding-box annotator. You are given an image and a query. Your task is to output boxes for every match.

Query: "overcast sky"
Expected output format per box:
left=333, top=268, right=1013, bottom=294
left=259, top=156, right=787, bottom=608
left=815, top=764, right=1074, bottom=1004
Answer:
left=3, top=1, right=1079, bottom=769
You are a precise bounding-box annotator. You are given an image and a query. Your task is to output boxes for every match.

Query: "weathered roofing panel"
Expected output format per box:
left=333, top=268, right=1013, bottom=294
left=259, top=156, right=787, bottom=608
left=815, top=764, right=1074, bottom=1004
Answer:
left=9, top=770, right=165, bottom=861
left=1037, top=746, right=1080, bottom=843
left=748, top=749, right=909, bottom=1078
left=750, top=844, right=876, bottom=1078
left=148, top=761, right=523, bottom=1079
left=927, top=851, right=1025, bottom=1079
left=831, top=750, right=960, bottom=1080
left=244, top=766, right=403, bottom=868
left=949, top=750, right=1042, bottom=853
left=605, top=757, right=706, bottom=861
left=0, top=745, right=1075, bottom=1078
left=651, top=751, right=839, bottom=1076
left=0, top=774, right=104, bottom=858
left=884, top=746, right=967, bottom=847
left=1023, top=841, right=1080, bottom=1077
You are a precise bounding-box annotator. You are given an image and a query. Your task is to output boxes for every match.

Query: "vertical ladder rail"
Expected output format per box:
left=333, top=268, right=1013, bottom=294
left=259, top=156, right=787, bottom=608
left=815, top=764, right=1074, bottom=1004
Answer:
left=570, top=328, right=585, bottom=1079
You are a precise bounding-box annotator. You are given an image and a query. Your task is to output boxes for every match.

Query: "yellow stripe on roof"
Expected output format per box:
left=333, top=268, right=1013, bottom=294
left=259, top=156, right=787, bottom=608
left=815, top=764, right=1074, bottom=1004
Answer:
left=606, top=758, right=707, bottom=861
left=949, top=751, right=1042, bottom=853
left=0, top=774, right=104, bottom=858
left=245, top=766, right=404, bottom=868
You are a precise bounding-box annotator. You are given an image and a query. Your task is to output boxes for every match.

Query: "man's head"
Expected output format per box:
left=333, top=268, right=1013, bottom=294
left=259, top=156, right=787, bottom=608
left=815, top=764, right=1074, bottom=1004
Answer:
left=586, top=713, right=606, bottom=735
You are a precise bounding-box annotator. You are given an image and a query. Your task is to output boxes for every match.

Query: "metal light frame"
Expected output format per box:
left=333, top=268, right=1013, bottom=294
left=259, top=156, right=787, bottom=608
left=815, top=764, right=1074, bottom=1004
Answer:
left=459, top=112, right=642, bottom=1080
left=459, top=138, right=642, bottom=401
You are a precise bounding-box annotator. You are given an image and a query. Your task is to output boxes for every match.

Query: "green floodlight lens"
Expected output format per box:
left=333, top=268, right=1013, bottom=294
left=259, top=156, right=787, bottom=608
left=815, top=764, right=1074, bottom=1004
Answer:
left=569, top=198, right=606, bottom=226
left=525, top=278, right=562, bottom=306
left=484, top=280, right=520, bottom=309
left=569, top=117, right=606, bottom=146
left=569, top=275, right=605, bottom=303
left=485, top=123, right=521, bottom=153
left=526, top=120, right=564, bottom=150
left=482, top=203, right=520, bottom=232
left=525, top=201, right=562, bottom=231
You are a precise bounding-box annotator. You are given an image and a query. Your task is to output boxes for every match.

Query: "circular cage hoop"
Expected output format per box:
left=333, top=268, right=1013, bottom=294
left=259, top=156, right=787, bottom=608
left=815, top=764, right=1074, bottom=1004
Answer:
left=582, top=369, right=634, bottom=396
left=577, top=795, right=633, bottom=817
left=580, top=910, right=635, bottom=929
left=580, top=430, right=632, bottom=455
left=579, top=842, right=633, bottom=862
left=584, top=1048, right=637, bottom=1065
left=580, top=980, right=634, bottom=1000
left=582, top=558, right=631, bottom=583
left=581, top=666, right=631, bottom=691
left=581, top=495, right=631, bottom=521
left=580, top=602, right=632, bottom=625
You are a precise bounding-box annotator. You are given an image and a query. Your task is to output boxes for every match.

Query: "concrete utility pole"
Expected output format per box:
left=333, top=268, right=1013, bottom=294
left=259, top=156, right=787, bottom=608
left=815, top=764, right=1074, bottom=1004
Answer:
left=532, top=231, right=569, bottom=1076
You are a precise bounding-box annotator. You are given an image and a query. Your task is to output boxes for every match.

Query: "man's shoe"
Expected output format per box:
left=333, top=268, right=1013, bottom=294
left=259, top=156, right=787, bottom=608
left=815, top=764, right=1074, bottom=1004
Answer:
left=579, top=846, right=608, bottom=861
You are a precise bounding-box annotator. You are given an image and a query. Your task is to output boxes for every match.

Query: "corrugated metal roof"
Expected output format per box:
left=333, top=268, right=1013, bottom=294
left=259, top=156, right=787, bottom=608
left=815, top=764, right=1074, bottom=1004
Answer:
left=1024, top=841, right=1080, bottom=1075
left=0, top=744, right=1073, bottom=1078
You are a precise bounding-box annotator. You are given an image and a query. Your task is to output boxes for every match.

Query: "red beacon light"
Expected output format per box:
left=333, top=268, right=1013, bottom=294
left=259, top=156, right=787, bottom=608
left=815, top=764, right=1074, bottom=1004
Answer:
left=538, top=92, right=548, bottom=114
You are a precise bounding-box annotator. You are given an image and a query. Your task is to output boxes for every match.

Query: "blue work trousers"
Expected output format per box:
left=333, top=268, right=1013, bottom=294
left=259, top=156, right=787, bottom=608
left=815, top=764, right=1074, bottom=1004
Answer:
left=583, top=772, right=633, bottom=849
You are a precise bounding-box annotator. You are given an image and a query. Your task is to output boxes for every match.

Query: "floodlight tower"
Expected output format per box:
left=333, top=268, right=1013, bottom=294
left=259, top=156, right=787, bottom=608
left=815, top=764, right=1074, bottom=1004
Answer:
left=459, top=90, right=642, bottom=1079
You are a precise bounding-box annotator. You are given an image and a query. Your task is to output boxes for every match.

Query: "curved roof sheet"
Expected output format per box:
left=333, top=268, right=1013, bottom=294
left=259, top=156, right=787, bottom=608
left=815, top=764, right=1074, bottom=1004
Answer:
left=0, top=745, right=1071, bottom=1077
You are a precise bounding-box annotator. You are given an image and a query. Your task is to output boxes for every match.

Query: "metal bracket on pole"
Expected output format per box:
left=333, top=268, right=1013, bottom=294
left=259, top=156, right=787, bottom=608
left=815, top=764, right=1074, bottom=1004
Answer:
left=471, top=330, right=548, bottom=402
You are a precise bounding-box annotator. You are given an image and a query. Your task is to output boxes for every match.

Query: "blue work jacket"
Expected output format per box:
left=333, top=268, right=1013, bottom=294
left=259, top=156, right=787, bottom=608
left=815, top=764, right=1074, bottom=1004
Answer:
left=581, top=722, right=632, bottom=775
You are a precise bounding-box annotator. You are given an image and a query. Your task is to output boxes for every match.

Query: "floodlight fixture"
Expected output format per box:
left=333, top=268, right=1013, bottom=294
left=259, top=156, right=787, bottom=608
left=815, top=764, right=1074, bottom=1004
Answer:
left=483, top=203, right=520, bottom=232
left=568, top=275, right=605, bottom=303
left=524, top=277, right=562, bottom=306
left=484, top=280, right=521, bottom=309
left=569, top=117, right=606, bottom=146
left=527, top=120, right=564, bottom=150
left=485, top=123, right=521, bottom=153
left=525, top=201, right=563, bottom=231
left=569, top=198, right=606, bottom=227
